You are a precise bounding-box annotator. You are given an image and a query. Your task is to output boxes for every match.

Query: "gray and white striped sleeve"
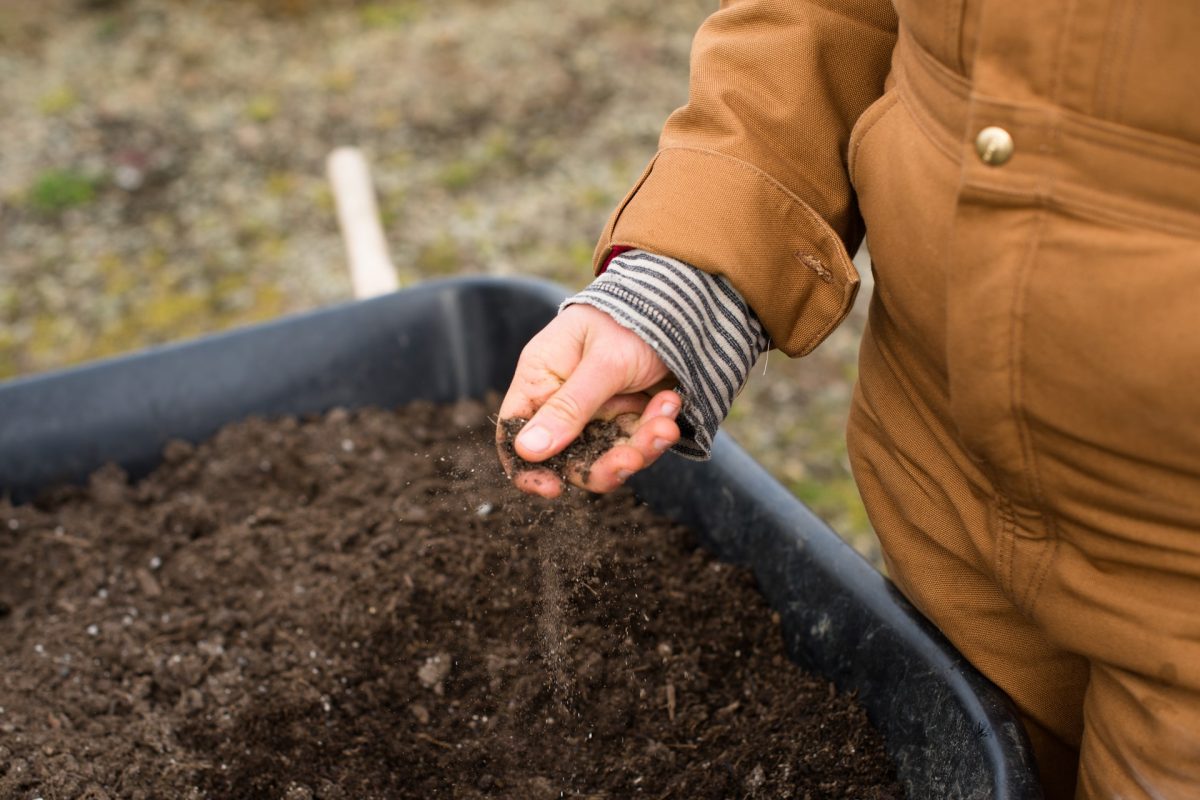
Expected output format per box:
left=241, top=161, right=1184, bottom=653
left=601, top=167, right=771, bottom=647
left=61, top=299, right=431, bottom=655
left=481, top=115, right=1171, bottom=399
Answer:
left=561, top=249, right=769, bottom=460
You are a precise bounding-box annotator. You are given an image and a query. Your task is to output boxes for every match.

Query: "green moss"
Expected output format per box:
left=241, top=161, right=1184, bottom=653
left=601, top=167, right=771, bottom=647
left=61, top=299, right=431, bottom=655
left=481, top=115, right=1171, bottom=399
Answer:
left=840, top=360, right=859, bottom=384
left=26, top=313, right=70, bottom=365
left=212, top=271, right=250, bottom=300
left=0, top=284, right=17, bottom=317
left=576, top=185, right=615, bottom=212
left=567, top=240, right=595, bottom=268
left=359, top=2, right=422, bottom=29
left=792, top=475, right=866, bottom=526
left=246, top=284, right=285, bottom=320
left=98, top=253, right=137, bottom=296
left=379, top=188, right=407, bottom=227
left=528, top=137, right=560, bottom=164
left=0, top=324, right=19, bottom=379
left=312, top=184, right=336, bottom=215
left=38, top=86, right=79, bottom=116
left=245, top=95, right=279, bottom=123
left=482, top=130, right=515, bottom=163
left=265, top=171, right=296, bottom=197
left=792, top=474, right=875, bottom=554
left=87, top=271, right=286, bottom=364
left=141, top=290, right=211, bottom=333
left=27, top=170, right=98, bottom=213
left=253, top=233, right=288, bottom=264
left=415, top=236, right=462, bottom=275
left=433, top=131, right=519, bottom=193
left=235, top=218, right=271, bottom=248
left=141, top=247, right=169, bottom=272
left=436, top=159, right=482, bottom=192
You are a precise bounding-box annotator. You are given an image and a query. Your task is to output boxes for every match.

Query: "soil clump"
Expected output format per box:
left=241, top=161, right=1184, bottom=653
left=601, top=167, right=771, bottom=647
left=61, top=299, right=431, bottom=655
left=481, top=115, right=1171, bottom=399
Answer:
left=0, top=401, right=901, bottom=799
left=498, top=416, right=626, bottom=484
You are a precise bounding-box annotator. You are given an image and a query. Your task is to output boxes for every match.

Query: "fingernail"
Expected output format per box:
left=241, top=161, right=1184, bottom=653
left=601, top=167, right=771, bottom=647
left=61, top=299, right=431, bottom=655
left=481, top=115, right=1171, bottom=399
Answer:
left=661, top=402, right=678, bottom=418
left=616, top=469, right=633, bottom=482
left=518, top=425, right=552, bottom=454
left=652, top=438, right=670, bottom=453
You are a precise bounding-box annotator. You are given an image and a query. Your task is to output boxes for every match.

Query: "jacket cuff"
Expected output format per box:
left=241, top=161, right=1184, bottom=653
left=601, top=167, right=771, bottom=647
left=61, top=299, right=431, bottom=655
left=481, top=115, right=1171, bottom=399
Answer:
left=562, top=250, right=768, bottom=460
left=592, top=146, right=860, bottom=357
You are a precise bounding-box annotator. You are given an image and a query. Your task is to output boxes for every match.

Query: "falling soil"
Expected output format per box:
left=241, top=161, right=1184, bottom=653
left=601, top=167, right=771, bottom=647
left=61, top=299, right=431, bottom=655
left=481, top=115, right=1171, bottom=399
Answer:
left=498, top=416, right=627, bottom=485
left=0, top=401, right=902, bottom=799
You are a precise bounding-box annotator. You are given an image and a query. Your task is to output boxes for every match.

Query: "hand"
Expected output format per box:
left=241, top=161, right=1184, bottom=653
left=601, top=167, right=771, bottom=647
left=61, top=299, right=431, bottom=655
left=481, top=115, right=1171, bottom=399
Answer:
left=497, top=304, right=682, bottom=498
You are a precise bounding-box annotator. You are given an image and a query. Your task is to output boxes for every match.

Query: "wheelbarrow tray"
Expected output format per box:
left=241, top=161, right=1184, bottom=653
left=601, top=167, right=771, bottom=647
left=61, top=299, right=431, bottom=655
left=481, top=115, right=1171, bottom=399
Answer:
left=0, top=276, right=1041, bottom=799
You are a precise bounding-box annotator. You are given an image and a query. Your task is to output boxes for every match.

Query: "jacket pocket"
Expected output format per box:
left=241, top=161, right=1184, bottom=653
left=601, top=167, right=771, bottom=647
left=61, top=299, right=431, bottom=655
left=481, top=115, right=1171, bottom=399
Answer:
left=848, top=89, right=900, bottom=189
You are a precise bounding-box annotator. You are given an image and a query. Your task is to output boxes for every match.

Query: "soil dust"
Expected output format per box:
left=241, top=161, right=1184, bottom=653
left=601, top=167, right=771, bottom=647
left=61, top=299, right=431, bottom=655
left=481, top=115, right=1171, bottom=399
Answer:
left=498, top=416, right=626, bottom=486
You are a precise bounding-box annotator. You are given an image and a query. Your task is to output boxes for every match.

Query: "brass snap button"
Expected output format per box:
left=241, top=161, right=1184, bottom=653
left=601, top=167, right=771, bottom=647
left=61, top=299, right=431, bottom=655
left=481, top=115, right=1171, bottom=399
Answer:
left=975, top=126, right=1014, bottom=166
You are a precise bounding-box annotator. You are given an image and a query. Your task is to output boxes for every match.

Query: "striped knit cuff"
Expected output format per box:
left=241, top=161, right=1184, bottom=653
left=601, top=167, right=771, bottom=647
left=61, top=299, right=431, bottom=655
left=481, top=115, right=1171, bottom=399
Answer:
left=562, top=250, right=769, bottom=460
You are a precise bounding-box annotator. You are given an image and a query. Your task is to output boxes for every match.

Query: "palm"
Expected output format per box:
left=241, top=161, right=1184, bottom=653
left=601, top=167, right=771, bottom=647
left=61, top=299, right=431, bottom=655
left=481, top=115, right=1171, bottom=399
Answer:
left=497, top=305, right=681, bottom=498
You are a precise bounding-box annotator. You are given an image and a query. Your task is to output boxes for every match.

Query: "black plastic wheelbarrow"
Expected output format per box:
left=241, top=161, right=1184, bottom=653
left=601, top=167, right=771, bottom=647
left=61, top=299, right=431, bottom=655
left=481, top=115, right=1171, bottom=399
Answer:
left=0, top=276, right=1042, bottom=799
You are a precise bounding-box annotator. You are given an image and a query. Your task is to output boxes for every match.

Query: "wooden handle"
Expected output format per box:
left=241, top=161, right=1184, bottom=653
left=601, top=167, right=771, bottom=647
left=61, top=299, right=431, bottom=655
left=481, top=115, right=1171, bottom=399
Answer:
left=327, top=146, right=400, bottom=299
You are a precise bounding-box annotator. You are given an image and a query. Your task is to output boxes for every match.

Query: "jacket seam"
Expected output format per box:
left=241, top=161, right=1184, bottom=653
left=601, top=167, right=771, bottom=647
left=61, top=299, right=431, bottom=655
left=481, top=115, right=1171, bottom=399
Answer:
left=1022, top=528, right=1059, bottom=616
left=897, top=87, right=960, bottom=165
left=963, top=181, right=1200, bottom=240
left=595, top=157, right=658, bottom=273
left=1008, top=208, right=1060, bottom=614
left=1063, top=110, right=1200, bottom=167
left=1009, top=209, right=1046, bottom=513
left=848, top=90, right=901, bottom=187
left=1110, top=1, right=1143, bottom=127
left=1094, top=0, right=1128, bottom=119
left=995, top=497, right=1016, bottom=599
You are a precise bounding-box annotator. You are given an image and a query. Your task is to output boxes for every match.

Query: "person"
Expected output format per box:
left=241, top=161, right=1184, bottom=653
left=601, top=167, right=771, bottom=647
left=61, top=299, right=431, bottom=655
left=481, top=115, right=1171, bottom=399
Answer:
left=496, top=1, right=1200, bottom=797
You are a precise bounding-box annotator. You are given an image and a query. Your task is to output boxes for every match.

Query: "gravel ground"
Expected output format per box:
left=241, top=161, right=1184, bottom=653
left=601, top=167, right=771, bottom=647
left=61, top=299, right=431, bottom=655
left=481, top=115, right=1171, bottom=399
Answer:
left=0, top=0, right=878, bottom=563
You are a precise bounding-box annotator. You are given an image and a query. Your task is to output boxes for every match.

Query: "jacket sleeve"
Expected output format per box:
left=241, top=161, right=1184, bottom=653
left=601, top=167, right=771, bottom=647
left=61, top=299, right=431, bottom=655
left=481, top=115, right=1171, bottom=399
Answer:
left=565, top=250, right=769, bottom=461
left=593, top=0, right=898, bottom=357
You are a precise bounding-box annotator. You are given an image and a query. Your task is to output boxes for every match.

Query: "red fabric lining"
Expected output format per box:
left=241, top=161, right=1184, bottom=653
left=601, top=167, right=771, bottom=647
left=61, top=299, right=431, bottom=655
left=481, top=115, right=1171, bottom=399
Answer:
left=599, top=245, right=634, bottom=274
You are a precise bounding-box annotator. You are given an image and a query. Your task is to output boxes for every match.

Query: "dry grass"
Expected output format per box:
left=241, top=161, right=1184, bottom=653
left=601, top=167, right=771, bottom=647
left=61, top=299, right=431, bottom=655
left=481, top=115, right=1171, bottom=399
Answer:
left=0, top=0, right=878, bottom=563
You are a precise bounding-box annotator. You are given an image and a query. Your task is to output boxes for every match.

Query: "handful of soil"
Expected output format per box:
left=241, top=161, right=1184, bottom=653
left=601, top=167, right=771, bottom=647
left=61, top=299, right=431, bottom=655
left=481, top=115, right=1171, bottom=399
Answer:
left=497, top=415, right=629, bottom=484
left=0, top=402, right=901, bottom=799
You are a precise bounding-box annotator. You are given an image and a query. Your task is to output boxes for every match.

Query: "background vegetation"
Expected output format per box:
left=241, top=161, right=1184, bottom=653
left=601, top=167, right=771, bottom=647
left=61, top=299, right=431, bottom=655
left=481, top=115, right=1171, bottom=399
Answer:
left=0, top=0, right=877, bottom=562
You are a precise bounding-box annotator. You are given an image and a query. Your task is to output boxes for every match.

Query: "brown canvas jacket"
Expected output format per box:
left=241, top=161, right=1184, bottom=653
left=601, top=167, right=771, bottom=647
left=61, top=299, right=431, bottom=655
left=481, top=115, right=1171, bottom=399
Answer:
left=593, top=0, right=1200, bottom=356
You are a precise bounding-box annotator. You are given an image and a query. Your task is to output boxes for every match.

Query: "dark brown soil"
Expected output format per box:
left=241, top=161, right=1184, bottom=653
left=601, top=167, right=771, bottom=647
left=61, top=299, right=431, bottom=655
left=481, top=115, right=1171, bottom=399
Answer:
left=0, top=401, right=902, bottom=800
left=498, top=416, right=627, bottom=485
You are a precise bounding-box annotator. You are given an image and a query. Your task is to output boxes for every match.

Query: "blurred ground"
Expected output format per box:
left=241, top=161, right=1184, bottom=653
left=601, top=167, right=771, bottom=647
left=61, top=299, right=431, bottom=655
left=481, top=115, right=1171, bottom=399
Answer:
left=0, top=0, right=879, bottom=563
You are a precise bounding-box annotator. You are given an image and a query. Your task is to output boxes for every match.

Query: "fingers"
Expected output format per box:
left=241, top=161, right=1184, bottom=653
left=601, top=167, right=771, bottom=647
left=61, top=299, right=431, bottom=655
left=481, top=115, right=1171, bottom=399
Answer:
left=499, top=390, right=683, bottom=498
left=511, top=468, right=566, bottom=499
left=495, top=304, right=679, bottom=498
left=627, top=389, right=683, bottom=469
left=512, top=352, right=628, bottom=463
left=568, top=444, right=644, bottom=493
left=497, top=314, right=587, bottom=424
left=568, top=390, right=682, bottom=493
left=592, top=392, right=651, bottom=421
left=495, top=414, right=568, bottom=499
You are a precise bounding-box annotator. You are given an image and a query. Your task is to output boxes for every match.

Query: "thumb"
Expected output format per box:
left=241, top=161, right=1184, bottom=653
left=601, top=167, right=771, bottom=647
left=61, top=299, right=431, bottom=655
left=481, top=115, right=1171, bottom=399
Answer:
left=515, top=352, right=627, bottom=462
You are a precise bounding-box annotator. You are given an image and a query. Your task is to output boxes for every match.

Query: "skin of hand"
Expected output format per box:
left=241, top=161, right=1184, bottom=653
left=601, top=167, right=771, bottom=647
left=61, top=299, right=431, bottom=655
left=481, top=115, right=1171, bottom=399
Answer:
left=497, top=304, right=683, bottom=498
